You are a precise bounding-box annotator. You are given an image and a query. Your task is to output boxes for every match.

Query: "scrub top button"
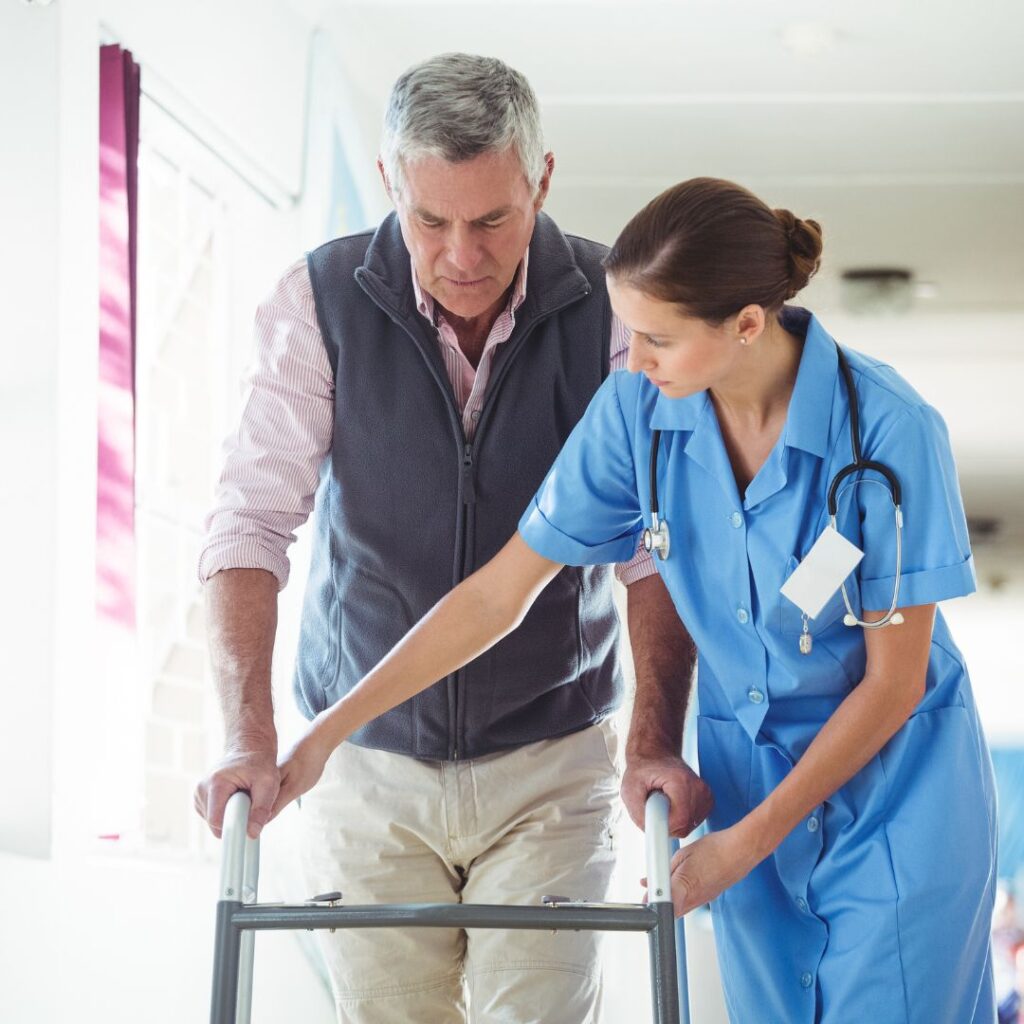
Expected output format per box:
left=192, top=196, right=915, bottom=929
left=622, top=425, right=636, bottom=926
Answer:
left=795, top=896, right=808, bottom=912
left=747, top=687, right=764, bottom=705
left=729, top=511, right=743, bottom=528
left=736, top=607, right=749, bottom=624
left=807, top=816, right=820, bottom=833
left=800, top=972, right=813, bottom=989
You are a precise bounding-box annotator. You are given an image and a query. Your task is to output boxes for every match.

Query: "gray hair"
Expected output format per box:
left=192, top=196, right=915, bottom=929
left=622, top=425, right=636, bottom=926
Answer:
left=380, top=53, right=546, bottom=195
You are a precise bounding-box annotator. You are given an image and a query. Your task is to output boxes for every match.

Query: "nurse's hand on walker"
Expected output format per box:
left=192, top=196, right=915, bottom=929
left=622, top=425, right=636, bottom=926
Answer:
left=665, top=826, right=760, bottom=918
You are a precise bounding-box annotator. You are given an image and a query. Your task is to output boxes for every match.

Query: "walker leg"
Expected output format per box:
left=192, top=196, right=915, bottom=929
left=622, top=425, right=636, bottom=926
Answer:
left=210, top=899, right=243, bottom=1024
left=644, top=793, right=682, bottom=1024
left=670, top=839, right=691, bottom=1024
left=211, top=792, right=254, bottom=1024
left=649, top=901, right=681, bottom=1024
left=236, top=835, right=259, bottom=1023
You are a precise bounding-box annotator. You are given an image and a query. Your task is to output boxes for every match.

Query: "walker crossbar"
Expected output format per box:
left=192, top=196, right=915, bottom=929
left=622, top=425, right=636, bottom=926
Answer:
left=210, top=790, right=689, bottom=1024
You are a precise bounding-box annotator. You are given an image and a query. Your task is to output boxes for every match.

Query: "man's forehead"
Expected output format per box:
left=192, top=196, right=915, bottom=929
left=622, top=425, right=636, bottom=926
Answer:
left=399, top=151, right=532, bottom=219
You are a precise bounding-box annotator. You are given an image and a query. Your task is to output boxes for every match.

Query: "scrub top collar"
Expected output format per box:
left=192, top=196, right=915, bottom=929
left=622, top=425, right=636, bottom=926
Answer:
left=648, top=306, right=839, bottom=461
left=647, top=307, right=840, bottom=510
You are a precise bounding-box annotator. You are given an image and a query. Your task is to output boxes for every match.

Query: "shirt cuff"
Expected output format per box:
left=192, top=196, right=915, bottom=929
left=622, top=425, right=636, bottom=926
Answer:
left=615, top=541, right=659, bottom=586
left=859, top=555, right=977, bottom=611
left=518, top=499, right=641, bottom=566
left=198, top=539, right=290, bottom=591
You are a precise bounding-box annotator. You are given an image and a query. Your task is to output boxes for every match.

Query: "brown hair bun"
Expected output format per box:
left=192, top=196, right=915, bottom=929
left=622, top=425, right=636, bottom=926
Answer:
left=773, top=209, right=823, bottom=300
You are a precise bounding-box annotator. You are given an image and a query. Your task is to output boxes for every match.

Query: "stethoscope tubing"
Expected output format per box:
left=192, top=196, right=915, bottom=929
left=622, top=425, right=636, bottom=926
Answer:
left=643, top=342, right=905, bottom=629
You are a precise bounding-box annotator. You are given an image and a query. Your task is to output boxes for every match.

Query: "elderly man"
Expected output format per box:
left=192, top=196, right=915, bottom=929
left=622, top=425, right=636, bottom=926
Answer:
left=195, top=53, right=709, bottom=1022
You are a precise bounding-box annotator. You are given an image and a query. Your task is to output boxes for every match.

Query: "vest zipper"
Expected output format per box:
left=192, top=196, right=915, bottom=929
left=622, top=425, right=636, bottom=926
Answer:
left=451, top=288, right=591, bottom=762
left=461, top=443, right=476, bottom=506
left=358, top=274, right=594, bottom=763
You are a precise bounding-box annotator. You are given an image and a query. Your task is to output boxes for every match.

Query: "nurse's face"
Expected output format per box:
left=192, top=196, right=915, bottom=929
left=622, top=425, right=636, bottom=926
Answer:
left=610, top=277, right=748, bottom=399
left=381, top=148, right=553, bottom=322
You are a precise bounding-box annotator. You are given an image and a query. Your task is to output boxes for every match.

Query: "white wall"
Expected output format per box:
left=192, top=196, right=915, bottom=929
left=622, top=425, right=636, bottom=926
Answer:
left=0, top=0, right=64, bottom=860
left=0, top=1, right=373, bottom=1020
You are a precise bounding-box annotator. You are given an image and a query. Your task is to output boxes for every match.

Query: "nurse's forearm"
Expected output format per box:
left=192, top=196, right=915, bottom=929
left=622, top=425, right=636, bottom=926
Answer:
left=742, top=605, right=935, bottom=859
left=311, top=534, right=562, bottom=750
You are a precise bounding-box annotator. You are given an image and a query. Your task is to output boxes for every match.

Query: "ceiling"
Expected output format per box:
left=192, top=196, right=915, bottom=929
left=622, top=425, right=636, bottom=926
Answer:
left=285, top=0, right=1024, bottom=579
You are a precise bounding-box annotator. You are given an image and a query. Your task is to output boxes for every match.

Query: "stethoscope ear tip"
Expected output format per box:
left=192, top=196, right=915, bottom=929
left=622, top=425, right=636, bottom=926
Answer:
left=843, top=613, right=858, bottom=627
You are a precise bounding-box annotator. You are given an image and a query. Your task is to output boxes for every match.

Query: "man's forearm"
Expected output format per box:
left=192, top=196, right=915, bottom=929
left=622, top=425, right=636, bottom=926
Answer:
left=205, top=567, right=279, bottom=745
left=625, top=573, right=696, bottom=758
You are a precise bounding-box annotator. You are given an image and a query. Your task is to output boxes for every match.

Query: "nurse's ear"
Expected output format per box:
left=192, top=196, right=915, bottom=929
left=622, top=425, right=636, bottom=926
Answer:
left=731, top=305, right=767, bottom=346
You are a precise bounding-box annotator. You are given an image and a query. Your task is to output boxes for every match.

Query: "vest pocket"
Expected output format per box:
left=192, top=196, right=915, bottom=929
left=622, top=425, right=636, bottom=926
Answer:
left=330, top=562, right=417, bottom=699
left=480, top=567, right=583, bottom=722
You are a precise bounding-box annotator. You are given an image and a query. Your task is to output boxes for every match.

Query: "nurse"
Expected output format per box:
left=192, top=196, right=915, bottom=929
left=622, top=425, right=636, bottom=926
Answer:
left=271, top=177, right=998, bottom=1022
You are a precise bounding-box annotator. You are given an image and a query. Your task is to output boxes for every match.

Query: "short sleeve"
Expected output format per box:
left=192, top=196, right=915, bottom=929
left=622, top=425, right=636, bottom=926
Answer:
left=857, top=403, right=975, bottom=609
left=518, top=373, right=644, bottom=566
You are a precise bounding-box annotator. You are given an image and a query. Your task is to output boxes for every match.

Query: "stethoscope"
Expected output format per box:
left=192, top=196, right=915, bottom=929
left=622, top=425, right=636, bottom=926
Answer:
left=642, top=343, right=905, bottom=648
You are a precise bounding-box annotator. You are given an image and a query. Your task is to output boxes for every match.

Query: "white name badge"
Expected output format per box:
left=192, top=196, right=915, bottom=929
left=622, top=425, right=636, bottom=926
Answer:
left=780, top=527, right=864, bottom=620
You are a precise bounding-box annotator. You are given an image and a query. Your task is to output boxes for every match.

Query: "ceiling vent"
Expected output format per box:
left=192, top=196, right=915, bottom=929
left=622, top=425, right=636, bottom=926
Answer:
left=840, top=268, right=914, bottom=316
left=966, top=516, right=1001, bottom=543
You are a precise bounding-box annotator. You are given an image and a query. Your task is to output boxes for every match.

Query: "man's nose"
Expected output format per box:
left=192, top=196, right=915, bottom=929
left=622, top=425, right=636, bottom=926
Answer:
left=445, top=225, right=483, bottom=275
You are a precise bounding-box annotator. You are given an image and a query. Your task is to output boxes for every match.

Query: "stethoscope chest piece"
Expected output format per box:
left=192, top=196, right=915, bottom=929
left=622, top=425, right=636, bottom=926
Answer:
left=643, top=513, right=671, bottom=561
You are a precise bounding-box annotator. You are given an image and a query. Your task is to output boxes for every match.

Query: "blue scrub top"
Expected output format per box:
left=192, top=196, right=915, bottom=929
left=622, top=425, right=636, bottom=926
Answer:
left=519, top=308, right=997, bottom=1023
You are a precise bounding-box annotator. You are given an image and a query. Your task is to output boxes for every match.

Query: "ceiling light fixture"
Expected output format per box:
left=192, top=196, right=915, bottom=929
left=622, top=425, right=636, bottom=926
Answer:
left=839, top=268, right=914, bottom=316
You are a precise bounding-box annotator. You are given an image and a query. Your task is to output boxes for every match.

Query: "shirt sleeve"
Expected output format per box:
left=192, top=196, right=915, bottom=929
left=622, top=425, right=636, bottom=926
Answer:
left=197, top=258, right=334, bottom=591
left=519, top=372, right=644, bottom=566
left=608, top=313, right=658, bottom=585
left=856, top=402, right=976, bottom=610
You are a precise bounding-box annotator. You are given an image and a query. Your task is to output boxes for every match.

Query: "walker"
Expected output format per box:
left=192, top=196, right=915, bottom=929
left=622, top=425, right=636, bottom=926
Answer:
left=210, top=789, right=690, bottom=1023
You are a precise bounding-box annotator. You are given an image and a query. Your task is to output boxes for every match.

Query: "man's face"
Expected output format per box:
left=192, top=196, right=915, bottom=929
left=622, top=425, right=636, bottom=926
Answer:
left=383, top=147, right=552, bottom=321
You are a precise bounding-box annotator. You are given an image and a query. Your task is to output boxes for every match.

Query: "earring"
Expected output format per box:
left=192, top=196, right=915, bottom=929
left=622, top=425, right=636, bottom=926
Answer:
left=738, top=337, right=749, bottom=346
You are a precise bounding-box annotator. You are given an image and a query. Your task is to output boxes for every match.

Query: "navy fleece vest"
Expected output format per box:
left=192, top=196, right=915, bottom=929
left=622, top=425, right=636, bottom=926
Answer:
left=294, top=211, right=623, bottom=759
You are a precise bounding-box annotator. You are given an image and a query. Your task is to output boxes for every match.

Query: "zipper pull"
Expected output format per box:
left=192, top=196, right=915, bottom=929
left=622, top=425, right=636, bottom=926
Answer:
left=461, top=444, right=476, bottom=505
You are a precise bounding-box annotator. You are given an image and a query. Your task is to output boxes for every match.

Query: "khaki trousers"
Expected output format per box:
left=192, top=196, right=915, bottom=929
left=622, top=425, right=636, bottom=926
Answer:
left=297, top=720, right=621, bottom=1023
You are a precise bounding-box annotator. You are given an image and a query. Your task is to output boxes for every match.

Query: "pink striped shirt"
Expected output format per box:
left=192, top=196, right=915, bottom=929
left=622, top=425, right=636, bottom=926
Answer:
left=199, top=253, right=655, bottom=590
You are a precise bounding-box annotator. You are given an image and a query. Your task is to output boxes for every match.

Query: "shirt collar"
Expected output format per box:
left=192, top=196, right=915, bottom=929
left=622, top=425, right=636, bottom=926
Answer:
left=779, top=307, right=837, bottom=459
left=648, top=306, right=838, bottom=461
left=412, top=250, right=530, bottom=326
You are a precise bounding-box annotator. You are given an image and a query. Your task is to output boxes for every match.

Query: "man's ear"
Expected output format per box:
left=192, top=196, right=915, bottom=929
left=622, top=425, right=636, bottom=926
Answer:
left=533, top=152, right=555, bottom=211
left=377, top=158, right=396, bottom=205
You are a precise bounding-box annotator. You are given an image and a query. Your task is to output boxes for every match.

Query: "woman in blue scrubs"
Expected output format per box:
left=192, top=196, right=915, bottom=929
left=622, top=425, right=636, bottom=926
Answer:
left=274, top=177, right=998, bottom=1022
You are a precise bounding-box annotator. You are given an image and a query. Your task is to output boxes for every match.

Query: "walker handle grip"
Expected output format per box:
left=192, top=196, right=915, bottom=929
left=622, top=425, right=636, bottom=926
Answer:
left=644, top=790, right=673, bottom=904
left=219, top=791, right=259, bottom=901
